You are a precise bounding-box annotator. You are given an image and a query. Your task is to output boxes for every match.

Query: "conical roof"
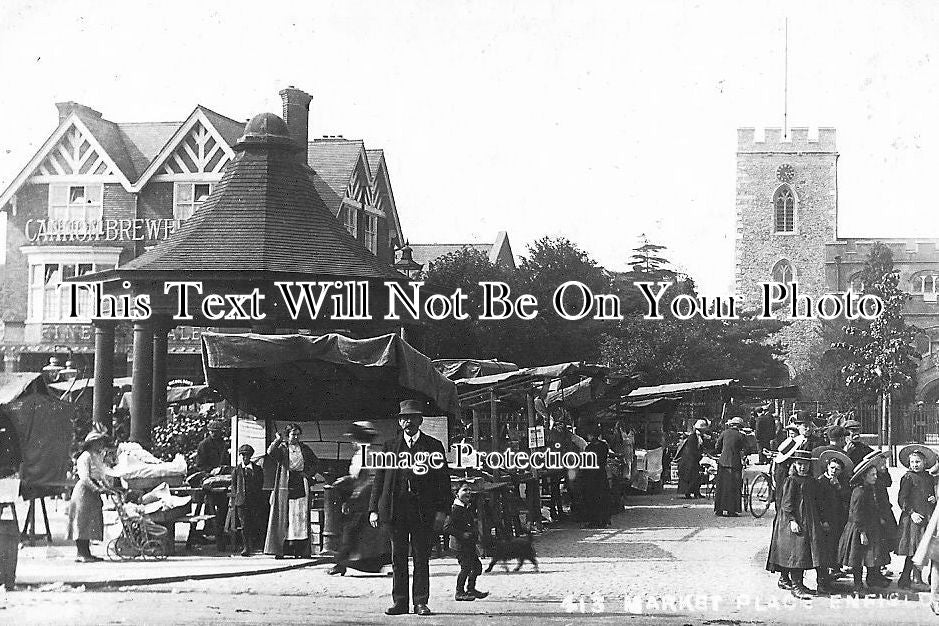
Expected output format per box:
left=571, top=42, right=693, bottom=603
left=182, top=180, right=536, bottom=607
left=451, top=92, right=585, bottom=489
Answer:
left=122, top=113, right=402, bottom=279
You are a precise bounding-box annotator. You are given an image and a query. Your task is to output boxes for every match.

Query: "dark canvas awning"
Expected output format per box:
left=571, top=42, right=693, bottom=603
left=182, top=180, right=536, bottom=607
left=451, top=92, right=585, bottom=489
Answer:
left=433, top=359, right=519, bottom=381
left=201, top=332, right=460, bottom=420
left=0, top=373, right=74, bottom=494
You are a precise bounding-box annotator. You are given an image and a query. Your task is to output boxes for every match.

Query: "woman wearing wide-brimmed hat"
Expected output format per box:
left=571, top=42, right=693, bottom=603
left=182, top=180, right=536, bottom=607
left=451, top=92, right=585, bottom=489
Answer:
left=838, top=451, right=890, bottom=591
left=67, top=431, right=114, bottom=562
left=766, top=449, right=828, bottom=599
left=329, top=421, right=392, bottom=576
left=895, top=444, right=938, bottom=590
left=675, top=419, right=710, bottom=499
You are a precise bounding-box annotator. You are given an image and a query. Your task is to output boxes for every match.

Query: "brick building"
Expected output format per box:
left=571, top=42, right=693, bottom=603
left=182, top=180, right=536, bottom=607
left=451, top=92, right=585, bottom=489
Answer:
left=0, top=87, right=406, bottom=379
left=734, top=127, right=939, bottom=402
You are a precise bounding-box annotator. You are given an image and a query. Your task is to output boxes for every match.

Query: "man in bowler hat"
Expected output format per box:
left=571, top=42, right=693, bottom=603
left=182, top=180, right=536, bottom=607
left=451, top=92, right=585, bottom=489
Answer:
left=369, top=400, right=452, bottom=616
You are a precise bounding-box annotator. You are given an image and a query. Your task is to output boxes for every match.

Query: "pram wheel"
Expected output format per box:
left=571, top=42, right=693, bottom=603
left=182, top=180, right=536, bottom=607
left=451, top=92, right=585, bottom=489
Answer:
left=108, top=535, right=137, bottom=561
left=143, top=539, right=167, bottom=560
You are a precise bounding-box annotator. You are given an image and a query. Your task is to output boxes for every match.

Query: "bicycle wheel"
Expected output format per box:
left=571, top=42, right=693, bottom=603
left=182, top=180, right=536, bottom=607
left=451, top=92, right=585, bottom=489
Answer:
left=749, top=473, right=772, bottom=518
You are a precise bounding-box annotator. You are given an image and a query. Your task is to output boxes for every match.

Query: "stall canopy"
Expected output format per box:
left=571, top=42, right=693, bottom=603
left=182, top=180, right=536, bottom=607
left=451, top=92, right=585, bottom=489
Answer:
left=624, top=378, right=799, bottom=404
left=0, top=373, right=75, bottom=495
left=48, top=376, right=133, bottom=399
left=433, top=359, right=519, bottom=381
left=119, top=384, right=221, bottom=410
left=201, top=332, right=460, bottom=420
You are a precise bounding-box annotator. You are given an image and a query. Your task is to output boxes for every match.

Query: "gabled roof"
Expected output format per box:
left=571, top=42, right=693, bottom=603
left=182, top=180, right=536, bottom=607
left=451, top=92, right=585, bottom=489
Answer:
left=307, top=138, right=367, bottom=215
left=409, top=231, right=515, bottom=269
left=131, top=105, right=239, bottom=190
left=365, top=149, right=384, bottom=174
left=0, top=111, right=136, bottom=210
left=116, top=122, right=181, bottom=175
left=118, top=115, right=402, bottom=278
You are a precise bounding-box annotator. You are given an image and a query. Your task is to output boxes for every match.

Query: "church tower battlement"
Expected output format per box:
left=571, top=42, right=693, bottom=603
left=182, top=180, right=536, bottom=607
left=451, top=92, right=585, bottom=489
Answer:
left=734, top=126, right=839, bottom=376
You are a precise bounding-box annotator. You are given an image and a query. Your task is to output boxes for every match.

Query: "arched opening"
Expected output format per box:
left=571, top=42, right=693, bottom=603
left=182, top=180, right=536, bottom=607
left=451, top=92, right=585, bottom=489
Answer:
left=773, top=185, right=795, bottom=233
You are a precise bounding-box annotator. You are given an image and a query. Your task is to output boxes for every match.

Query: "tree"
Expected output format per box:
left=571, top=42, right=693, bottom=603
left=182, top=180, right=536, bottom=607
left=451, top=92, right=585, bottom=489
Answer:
left=516, top=237, right=611, bottom=365
left=833, top=242, right=920, bottom=406
left=629, top=233, right=672, bottom=276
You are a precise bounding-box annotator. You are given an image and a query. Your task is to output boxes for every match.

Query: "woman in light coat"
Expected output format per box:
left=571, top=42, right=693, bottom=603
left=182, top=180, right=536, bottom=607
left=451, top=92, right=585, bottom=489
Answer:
left=67, top=432, right=114, bottom=562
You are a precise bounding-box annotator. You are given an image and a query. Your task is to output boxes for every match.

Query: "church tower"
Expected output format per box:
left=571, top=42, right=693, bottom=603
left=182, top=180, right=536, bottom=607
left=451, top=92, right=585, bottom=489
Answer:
left=734, top=127, right=838, bottom=376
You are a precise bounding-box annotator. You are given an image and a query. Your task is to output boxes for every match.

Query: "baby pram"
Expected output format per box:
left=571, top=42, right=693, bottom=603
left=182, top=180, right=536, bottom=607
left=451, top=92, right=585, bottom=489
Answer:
left=104, top=487, right=169, bottom=561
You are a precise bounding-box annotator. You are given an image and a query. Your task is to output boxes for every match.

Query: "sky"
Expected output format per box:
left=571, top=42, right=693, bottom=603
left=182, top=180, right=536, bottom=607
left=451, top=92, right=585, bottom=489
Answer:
left=2, top=0, right=939, bottom=294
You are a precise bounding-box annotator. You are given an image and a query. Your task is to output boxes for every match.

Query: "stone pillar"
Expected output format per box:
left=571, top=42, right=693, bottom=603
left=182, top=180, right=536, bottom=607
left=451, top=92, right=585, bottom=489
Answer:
left=2, top=352, right=18, bottom=373
left=151, top=322, right=170, bottom=428
left=130, top=321, right=154, bottom=447
left=92, top=321, right=116, bottom=433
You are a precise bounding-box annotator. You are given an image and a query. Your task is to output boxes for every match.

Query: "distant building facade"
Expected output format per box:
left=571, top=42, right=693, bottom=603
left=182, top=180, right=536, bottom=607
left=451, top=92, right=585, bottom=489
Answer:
left=408, top=231, right=516, bottom=271
left=734, top=127, right=939, bottom=402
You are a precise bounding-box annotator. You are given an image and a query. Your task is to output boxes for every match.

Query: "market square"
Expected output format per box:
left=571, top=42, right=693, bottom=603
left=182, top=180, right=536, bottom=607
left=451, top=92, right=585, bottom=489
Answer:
left=3, top=2, right=939, bottom=625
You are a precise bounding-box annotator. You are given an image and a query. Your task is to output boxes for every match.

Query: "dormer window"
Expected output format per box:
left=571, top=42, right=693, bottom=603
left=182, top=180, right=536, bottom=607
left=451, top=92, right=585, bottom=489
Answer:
left=174, top=182, right=213, bottom=221
left=342, top=205, right=358, bottom=238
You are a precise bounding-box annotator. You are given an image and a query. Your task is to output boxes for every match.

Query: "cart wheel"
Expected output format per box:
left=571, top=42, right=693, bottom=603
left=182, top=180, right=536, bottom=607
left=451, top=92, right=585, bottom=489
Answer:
left=749, top=473, right=771, bottom=518
left=108, top=535, right=138, bottom=561
left=143, top=540, right=167, bottom=560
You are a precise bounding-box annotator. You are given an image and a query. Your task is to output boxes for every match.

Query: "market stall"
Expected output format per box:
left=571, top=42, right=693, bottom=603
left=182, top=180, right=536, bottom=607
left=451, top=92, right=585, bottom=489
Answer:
left=0, top=373, right=77, bottom=543
left=201, top=331, right=460, bottom=554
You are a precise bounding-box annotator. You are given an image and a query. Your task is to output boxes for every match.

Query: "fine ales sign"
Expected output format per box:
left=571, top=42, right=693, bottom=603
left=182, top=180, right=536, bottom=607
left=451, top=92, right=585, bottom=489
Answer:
left=60, top=280, right=885, bottom=323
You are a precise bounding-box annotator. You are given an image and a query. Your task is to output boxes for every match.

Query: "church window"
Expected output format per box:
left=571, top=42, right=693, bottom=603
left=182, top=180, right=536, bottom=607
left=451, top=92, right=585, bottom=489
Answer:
left=773, top=185, right=795, bottom=233
left=771, top=259, right=793, bottom=284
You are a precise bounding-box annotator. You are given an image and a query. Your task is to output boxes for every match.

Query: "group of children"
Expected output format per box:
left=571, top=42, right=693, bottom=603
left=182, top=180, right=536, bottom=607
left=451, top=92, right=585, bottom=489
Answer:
left=766, top=438, right=939, bottom=599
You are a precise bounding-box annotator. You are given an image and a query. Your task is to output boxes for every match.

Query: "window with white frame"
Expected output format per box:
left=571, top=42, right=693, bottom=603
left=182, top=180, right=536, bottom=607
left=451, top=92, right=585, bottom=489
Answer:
left=364, top=214, right=378, bottom=254
left=48, top=184, right=103, bottom=223
left=911, top=272, right=939, bottom=295
left=28, top=261, right=113, bottom=321
left=173, top=182, right=213, bottom=221
left=342, top=205, right=358, bottom=238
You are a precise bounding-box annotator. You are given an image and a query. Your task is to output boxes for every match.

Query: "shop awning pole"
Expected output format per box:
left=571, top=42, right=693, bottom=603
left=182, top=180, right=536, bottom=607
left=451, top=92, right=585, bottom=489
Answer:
left=526, top=391, right=542, bottom=532
left=490, top=390, right=498, bottom=453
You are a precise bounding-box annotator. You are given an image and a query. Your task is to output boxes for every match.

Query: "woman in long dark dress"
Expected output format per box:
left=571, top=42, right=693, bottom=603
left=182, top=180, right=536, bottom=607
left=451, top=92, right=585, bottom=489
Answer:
left=675, top=420, right=709, bottom=499
left=580, top=424, right=611, bottom=529
left=329, top=421, right=391, bottom=575
left=895, top=444, right=937, bottom=590
left=264, top=423, right=319, bottom=558
left=766, top=450, right=827, bottom=599
left=713, top=417, right=746, bottom=516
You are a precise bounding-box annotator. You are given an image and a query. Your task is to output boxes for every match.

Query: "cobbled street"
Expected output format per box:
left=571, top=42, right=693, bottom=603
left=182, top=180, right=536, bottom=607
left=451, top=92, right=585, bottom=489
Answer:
left=5, top=476, right=936, bottom=625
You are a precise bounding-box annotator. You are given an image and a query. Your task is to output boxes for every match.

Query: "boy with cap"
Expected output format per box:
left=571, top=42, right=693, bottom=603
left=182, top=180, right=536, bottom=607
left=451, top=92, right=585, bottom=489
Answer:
left=229, top=444, right=265, bottom=556
left=443, top=483, right=489, bottom=601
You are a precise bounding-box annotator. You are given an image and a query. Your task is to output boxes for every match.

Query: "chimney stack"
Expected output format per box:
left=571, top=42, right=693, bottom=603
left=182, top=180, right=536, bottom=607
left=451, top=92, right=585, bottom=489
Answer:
left=279, top=86, right=312, bottom=165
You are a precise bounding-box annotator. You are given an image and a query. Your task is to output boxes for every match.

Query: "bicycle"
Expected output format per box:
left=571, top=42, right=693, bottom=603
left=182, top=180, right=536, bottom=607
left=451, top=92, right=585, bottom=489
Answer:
left=748, top=449, right=776, bottom=519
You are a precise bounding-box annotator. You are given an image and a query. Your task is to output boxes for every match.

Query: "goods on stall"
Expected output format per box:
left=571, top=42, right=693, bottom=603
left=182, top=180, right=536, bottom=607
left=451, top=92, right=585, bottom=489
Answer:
left=113, top=442, right=187, bottom=490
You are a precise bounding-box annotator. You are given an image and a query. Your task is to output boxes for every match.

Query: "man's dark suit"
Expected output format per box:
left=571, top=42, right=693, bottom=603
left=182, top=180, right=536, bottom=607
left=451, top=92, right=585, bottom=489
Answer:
left=369, top=431, right=452, bottom=609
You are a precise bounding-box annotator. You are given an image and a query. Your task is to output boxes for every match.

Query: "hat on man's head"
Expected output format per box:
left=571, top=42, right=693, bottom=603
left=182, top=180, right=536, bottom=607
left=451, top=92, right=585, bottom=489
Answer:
left=727, top=417, right=744, bottom=427
left=396, top=399, right=425, bottom=416
left=693, top=419, right=709, bottom=431
left=842, top=419, right=862, bottom=431
left=208, top=418, right=227, bottom=432
left=237, top=443, right=255, bottom=456
left=785, top=422, right=800, bottom=433
left=826, top=425, right=849, bottom=439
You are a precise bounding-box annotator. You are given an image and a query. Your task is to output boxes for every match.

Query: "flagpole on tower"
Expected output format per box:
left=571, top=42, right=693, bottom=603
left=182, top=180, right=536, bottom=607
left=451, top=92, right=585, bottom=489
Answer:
left=784, top=17, right=789, bottom=139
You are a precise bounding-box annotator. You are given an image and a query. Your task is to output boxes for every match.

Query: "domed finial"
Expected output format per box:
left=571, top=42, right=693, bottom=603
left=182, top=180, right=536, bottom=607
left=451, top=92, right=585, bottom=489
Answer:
left=235, top=113, right=298, bottom=151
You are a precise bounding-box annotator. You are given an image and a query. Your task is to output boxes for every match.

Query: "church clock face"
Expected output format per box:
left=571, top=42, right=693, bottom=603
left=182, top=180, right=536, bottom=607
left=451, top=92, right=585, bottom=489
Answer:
left=776, top=163, right=795, bottom=183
